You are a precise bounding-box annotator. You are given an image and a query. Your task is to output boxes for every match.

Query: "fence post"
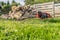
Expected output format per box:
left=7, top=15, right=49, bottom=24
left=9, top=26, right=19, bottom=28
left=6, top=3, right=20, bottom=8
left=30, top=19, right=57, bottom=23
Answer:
left=53, top=1, right=55, bottom=17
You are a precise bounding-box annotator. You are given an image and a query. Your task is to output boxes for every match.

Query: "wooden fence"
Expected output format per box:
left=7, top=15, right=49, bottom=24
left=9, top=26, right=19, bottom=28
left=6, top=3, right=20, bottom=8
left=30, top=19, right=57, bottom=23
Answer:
left=32, top=2, right=60, bottom=17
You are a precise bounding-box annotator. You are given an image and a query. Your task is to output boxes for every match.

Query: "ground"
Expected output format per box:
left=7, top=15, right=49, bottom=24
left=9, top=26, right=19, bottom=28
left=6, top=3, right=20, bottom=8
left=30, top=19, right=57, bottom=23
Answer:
left=0, top=18, right=60, bottom=40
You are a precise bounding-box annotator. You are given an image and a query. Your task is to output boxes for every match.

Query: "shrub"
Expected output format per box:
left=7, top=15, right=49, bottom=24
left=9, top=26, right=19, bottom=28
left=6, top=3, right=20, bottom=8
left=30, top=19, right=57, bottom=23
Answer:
left=1, top=5, right=11, bottom=14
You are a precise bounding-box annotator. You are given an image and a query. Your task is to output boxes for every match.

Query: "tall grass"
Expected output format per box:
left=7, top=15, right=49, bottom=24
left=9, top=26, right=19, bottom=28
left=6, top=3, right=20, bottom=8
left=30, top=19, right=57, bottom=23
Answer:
left=0, top=18, right=60, bottom=40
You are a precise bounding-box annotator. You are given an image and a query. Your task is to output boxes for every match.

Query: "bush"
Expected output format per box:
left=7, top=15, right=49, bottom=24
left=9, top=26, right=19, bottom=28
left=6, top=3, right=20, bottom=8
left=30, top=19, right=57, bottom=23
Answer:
left=1, top=5, right=11, bottom=14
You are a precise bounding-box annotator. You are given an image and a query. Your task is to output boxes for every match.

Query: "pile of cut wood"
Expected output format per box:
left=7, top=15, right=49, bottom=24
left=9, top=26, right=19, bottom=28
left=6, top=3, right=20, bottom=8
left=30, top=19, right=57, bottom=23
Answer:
left=0, top=5, right=36, bottom=20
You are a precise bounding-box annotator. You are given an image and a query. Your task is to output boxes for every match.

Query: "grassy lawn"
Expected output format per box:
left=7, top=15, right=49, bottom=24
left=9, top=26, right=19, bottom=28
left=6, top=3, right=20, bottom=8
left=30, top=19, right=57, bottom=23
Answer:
left=0, top=18, right=60, bottom=40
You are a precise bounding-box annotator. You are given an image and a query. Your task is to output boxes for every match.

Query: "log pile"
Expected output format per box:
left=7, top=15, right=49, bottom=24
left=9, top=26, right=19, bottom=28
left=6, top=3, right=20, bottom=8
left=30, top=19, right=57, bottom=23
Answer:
left=0, top=5, right=52, bottom=20
left=0, top=5, right=36, bottom=20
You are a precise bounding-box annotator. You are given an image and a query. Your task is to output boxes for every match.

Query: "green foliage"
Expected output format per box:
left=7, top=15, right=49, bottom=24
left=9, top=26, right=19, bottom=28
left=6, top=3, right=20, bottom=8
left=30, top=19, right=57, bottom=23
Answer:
left=7, top=0, right=10, bottom=5
left=0, top=0, right=21, bottom=15
left=25, top=0, right=34, bottom=5
left=11, top=0, right=17, bottom=6
left=0, top=18, right=60, bottom=40
left=25, top=0, right=60, bottom=5
left=0, top=1, right=6, bottom=6
left=1, top=5, right=11, bottom=14
left=43, top=18, right=60, bottom=23
left=11, top=0, right=20, bottom=6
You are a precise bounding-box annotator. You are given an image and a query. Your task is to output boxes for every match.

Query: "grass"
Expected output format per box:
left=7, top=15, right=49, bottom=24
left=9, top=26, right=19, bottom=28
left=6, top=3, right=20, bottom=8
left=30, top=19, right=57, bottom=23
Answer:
left=0, top=18, right=60, bottom=40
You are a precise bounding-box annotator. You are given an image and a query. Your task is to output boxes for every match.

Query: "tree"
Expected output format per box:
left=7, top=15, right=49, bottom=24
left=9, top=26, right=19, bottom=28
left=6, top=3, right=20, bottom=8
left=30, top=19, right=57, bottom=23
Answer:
left=7, top=0, right=10, bottom=5
left=25, top=0, right=59, bottom=5
left=11, top=0, right=20, bottom=6
left=11, top=0, right=17, bottom=6
left=1, top=1, right=11, bottom=15
left=25, top=0, right=34, bottom=5
left=1, top=2, right=6, bottom=6
left=17, top=3, right=21, bottom=5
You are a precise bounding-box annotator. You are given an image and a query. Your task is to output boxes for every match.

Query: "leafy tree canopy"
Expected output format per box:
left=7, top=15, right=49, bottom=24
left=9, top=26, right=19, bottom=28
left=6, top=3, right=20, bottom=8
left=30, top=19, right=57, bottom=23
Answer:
left=25, top=0, right=60, bottom=5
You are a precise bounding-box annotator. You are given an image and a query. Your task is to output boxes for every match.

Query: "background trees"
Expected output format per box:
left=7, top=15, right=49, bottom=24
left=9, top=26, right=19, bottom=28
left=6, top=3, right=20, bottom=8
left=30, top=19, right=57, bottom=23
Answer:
left=25, top=0, right=34, bottom=5
left=25, top=0, right=60, bottom=5
left=0, top=0, right=21, bottom=15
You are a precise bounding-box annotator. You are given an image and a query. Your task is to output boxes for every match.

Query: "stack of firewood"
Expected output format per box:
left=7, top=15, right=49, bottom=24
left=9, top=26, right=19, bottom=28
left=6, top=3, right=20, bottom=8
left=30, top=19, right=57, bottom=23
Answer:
left=0, top=5, right=36, bottom=20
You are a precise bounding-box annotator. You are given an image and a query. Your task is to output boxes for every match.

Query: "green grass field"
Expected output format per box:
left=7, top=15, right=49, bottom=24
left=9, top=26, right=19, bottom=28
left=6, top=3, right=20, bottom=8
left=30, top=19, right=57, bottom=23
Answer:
left=0, top=18, right=60, bottom=40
